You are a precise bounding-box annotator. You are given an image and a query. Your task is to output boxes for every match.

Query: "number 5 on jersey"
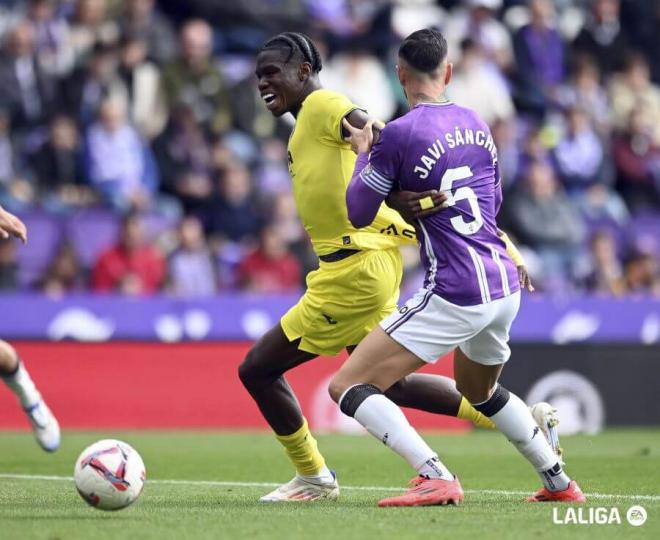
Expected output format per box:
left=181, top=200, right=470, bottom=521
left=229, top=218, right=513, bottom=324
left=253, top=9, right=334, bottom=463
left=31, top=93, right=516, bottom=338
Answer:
left=439, top=166, right=483, bottom=236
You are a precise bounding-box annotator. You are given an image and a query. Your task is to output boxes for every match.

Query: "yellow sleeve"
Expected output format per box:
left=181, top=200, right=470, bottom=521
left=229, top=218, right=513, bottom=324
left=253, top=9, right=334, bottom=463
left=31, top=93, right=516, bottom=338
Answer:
left=499, top=231, right=525, bottom=267
left=305, top=90, right=361, bottom=144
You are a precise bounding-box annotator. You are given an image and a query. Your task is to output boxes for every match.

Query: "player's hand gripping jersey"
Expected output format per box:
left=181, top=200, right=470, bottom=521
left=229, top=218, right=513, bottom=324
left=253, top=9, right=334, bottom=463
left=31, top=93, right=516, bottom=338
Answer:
left=288, top=89, right=415, bottom=255
left=347, top=102, right=520, bottom=306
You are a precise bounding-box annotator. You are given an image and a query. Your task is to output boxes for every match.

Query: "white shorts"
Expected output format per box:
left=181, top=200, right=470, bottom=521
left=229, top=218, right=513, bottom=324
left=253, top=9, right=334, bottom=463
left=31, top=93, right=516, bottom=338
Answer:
left=380, top=289, right=521, bottom=366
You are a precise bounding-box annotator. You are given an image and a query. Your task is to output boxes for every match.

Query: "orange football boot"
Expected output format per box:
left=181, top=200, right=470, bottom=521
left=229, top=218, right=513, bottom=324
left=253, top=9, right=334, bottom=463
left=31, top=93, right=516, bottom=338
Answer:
left=378, top=476, right=464, bottom=507
left=527, top=480, right=586, bottom=503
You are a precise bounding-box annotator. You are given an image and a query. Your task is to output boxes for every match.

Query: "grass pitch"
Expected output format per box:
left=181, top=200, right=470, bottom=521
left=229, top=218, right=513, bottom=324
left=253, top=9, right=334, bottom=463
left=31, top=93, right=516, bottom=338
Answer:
left=0, top=429, right=658, bottom=540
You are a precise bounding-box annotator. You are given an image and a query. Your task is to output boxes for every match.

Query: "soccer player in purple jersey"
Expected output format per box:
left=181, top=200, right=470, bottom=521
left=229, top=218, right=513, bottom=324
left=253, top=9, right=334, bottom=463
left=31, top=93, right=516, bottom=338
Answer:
left=328, top=29, right=585, bottom=506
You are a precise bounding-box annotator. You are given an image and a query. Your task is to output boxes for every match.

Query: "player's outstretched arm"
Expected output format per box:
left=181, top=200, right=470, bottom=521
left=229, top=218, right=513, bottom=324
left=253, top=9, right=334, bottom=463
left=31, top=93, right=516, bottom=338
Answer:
left=0, top=205, right=27, bottom=243
left=498, top=229, right=534, bottom=292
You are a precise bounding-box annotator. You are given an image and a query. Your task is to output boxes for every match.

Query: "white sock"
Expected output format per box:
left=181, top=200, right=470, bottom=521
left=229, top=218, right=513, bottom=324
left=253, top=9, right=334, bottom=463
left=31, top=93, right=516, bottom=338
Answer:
left=353, top=394, right=453, bottom=479
left=301, top=465, right=335, bottom=484
left=1, top=361, right=40, bottom=408
left=487, top=390, right=570, bottom=492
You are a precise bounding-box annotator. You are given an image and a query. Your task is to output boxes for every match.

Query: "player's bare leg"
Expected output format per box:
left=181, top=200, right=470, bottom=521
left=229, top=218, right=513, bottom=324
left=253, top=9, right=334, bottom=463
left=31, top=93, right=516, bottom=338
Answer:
left=238, top=324, right=339, bottom=501
left=330, top=327, right=464, bottom=507
left=348, top=345, right=494, bottom=429
left=0, top=341, right=60, bottom=452
left=453, top=348, right=583, bottom=502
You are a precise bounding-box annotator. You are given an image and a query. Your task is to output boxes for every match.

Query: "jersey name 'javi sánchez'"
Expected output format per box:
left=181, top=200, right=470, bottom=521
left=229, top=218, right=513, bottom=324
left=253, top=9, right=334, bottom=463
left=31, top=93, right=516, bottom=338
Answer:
left=361, top=102, right=519, bottom=306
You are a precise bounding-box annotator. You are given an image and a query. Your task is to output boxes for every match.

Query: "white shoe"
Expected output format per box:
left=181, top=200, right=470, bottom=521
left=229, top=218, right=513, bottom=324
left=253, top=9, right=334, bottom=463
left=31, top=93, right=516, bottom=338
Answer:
left=530, top=402, right=564, bottom=465
left=259, top=472, right=339, bottom=502
left=24, top=399, right=60, bottom=452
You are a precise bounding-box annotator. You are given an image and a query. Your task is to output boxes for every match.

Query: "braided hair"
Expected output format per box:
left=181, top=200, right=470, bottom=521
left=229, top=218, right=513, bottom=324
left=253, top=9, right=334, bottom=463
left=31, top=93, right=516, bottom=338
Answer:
left=259, top=32, right=322, bottom=73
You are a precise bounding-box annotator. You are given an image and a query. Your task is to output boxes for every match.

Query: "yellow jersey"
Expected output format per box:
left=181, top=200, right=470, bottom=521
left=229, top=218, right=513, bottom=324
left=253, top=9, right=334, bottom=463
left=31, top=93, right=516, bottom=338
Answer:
left=287, top=89, right=415, bottom=257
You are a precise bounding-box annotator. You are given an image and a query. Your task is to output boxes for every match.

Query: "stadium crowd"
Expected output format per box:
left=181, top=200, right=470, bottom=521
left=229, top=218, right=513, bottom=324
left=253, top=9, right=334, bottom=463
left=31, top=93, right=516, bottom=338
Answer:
left=0, top=0, right=658, bottom=297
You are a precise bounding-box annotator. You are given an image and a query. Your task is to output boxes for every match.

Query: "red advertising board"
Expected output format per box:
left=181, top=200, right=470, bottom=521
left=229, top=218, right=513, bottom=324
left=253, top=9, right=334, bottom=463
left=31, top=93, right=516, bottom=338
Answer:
left=0, top=343, right=469, bottom=431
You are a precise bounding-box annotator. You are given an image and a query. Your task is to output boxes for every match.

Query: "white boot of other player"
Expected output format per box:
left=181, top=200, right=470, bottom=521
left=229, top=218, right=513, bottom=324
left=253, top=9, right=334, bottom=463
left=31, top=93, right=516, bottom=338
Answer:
left=531, top=402, right=564, bottom=465
left=260, top=472, right=339, bottom=502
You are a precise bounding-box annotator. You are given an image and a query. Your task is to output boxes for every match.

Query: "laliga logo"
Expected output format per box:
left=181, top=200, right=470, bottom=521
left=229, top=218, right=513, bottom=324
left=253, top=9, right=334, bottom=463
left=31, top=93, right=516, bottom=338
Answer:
left=552, top=506, right=647, bottom=526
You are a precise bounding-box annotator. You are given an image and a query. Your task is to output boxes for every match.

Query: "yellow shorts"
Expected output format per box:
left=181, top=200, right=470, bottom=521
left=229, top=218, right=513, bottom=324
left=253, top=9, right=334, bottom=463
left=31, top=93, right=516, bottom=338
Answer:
left=281, top=248, right=402, bottom=356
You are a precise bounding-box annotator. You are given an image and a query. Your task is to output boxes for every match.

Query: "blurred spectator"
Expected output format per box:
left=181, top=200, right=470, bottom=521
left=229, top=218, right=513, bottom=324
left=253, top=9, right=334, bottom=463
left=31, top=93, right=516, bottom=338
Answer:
left=0, top=238, right=17, bottom=290
left=60, top=41, right=119, bottom=127
left=117, top=0, right=177, bottom=65
left=512, top=0, right=565, bottom=117
left=572, top=0, right=630, bottom=77
left=38, top=241, right=84, bottom=296
left=557, top=56, right=610, bottom=135
left=83, top=97, right=158, bottom=213
left=552, top=106, right=628, bottom=224
left=270, top=192, right=304, bottom=245
left=582, top=229, right=624, bottom=294
left=0, top=109, right=33, bottom=212
left=310, top=0, right=393, bottom=59
left=32, top=115, right=92, bottom=211
left=237, top=225, right=301, bottom=293
left=507, top=161, right=586, bottom=286
left=448, top=38, right=514, bottom=125
left=622, top=250, right=660, bottom=296
left=324, top=50, right=396, bottom=122
left=162, top=19, right=232, bottom=136
left=68, top=0, right=119, bottom=68
left=116, top=34, right=167, bottom=139
left=612, top=110, right=660, bottom=209
left=644, top=1, right=660, bottom=84
left=612, top=108, right=660, bottom=210
left=153, top=104, right=212, bottom=213
left=517, top=126, right=553, bottom=180
left=200, top=160, right=262, bottom=243
left=26, top=0, right=75, bottom=77
left=491, top=119, right=519, bottom=188
left=253, top=137, right=291, bottom=196
left=608, top=53, right=660, bottom=146
left=167, top=215, right=216, bottom=297
left=0, top=20, right=57, bottom=135
left=270, top=191, right=316, bottom=282
left=444, top=0, right=513, bottom=72
left=92, top=211, right=165, bottom=295
left=0, top=109, right=18, bottom=186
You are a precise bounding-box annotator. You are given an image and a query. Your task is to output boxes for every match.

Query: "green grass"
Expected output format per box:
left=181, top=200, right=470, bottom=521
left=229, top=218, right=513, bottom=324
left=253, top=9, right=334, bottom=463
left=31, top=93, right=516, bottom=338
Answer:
left=0, top=430, right=659, bottom=540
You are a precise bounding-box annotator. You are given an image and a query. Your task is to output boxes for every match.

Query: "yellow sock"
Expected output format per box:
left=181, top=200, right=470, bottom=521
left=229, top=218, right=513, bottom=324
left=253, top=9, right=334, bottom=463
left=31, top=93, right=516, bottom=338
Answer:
left=275, top=418, right=326, bottom=477
left=457, top=397, right=495, bottom=429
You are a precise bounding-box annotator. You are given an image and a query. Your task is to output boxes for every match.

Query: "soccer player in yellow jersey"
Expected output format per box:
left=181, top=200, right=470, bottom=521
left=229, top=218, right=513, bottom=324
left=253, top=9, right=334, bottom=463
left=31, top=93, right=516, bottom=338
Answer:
left=240, top=32, right=544, bottom=502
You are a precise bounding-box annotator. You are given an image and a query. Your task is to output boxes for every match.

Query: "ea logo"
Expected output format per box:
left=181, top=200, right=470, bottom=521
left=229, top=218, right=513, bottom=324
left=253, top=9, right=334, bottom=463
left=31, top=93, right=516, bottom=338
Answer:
left=626, top=505, right=647, bottom=527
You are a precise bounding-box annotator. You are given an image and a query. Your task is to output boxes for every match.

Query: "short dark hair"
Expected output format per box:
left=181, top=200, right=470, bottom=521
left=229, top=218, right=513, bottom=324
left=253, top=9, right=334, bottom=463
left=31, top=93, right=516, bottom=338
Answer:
left=260, top=32, right=322, bottom=73
left=399, top=28, right=448, bottom=73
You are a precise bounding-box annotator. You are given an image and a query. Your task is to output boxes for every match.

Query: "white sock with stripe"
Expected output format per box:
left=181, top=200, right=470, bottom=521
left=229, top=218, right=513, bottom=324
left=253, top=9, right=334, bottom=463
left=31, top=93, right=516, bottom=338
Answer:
left=352, top=393, right=453, bottom=479
left=475, top=386, right=570, bottom=492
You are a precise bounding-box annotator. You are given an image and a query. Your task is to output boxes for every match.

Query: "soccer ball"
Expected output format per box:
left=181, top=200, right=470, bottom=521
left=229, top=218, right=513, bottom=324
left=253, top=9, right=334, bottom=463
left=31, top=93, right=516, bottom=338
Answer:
left=74, top=439, right=146, bottom=510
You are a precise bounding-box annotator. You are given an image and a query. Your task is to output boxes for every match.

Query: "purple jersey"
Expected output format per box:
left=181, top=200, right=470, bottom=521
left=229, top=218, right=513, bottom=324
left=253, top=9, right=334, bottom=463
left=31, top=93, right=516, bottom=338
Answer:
left=346, top=102, right=519, bottom=306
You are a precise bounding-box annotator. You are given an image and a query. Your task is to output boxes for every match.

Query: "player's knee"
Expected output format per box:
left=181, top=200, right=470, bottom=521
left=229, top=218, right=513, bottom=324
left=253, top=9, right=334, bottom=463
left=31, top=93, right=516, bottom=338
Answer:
left=0, top=340, right=18, bottom=371
left=327, top=375, right=347, bottom=404
left=237, top=348, right=263, bottom=389
left=455, top=378, right=490, bottom=405
left=383, top=378, right=408, bottom=406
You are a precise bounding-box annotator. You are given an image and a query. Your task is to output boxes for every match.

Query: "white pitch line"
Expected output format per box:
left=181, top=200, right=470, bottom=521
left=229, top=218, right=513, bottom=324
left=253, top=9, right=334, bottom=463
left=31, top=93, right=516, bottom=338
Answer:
left=1, top=474, right=659, bottom=502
